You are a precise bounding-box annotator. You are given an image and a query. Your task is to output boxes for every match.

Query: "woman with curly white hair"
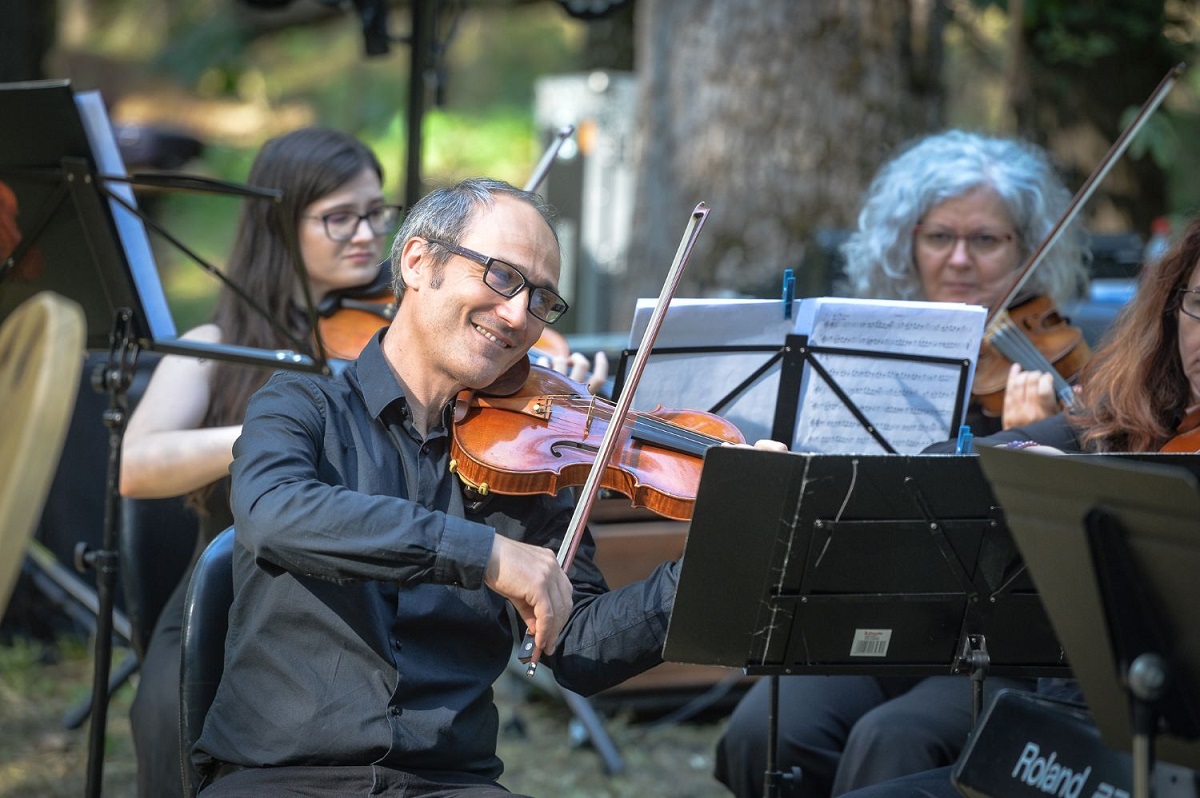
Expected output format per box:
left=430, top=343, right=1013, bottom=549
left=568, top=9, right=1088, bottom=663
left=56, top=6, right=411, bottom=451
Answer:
left=715, top=130, right=1090, bottom=798
left=841, top=129, right=1090, bottom=434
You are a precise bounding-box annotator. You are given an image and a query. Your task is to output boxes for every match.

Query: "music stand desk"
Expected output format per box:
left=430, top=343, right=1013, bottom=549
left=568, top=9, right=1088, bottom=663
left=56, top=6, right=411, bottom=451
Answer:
left=977, top=447, right=1200, bottom=773
left=665, top=447, right=1067, bottom=679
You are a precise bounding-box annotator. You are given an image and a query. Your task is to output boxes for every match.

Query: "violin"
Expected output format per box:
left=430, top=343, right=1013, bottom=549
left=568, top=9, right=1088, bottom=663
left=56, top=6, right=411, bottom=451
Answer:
left=1159, top=407, right=1200, bottom=453
left=449, top=365, right=744, bottom=522
left=314, top=262, right=395, bottom=360
left=971, top=295, right=1090, bottom=416
left=970, top=64, right=1183, bottom=417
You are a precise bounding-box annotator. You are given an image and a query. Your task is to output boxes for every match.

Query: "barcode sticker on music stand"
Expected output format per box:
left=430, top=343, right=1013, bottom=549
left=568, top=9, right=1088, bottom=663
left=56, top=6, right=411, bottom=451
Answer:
left=850, top=629, right=892, bottom=657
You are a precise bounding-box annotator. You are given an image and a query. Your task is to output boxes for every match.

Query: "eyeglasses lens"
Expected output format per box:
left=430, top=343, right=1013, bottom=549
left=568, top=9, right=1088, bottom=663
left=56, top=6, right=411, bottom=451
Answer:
left=917, top=230, right=1011, bottom=257
left=483, top=261, right=566, bottom=324
left=1180, top=290, right=1200, bottom=321
left=325, top=207, right=400, bottom=241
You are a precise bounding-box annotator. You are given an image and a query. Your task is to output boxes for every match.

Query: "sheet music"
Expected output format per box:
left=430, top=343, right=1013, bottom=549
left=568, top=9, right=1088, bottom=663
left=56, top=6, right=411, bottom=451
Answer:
left=790, top=298, right=985, bottom=454
left=625, top=298, right=800, bottom=443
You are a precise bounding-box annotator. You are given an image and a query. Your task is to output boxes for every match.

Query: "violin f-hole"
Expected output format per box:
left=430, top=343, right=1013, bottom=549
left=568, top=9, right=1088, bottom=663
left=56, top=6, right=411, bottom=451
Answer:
left=549, top=440, right=598, bottom=459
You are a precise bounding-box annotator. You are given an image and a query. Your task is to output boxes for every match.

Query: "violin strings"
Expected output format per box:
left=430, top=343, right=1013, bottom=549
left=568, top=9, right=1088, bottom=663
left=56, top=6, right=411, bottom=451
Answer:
left=990, top=322, right=1069, bottom=391
left=545, top=395, right=730, bottom=451
left=584, top=397, right=729, bottom=450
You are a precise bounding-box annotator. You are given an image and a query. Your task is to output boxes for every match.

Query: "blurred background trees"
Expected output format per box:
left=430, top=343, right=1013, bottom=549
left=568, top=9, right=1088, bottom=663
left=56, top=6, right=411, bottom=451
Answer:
left=3, top=0, right=1200, bottom=333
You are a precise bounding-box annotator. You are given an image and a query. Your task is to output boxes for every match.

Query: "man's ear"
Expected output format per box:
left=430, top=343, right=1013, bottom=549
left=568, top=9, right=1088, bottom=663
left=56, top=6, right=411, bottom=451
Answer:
left=398, top=237, right=428, bottom=292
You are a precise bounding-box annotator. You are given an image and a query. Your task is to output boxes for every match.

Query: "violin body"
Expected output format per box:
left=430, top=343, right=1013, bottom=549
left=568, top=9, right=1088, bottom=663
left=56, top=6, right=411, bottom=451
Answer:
left=449, top=366, right=745, bottom=521
left=971, top=295, right=1090, bottom=416
left=1159, top=427, right=1200, bottom=453
left=315, top=262, right=395, bottom=360
left=1160, top=407, right=1200, bottom=452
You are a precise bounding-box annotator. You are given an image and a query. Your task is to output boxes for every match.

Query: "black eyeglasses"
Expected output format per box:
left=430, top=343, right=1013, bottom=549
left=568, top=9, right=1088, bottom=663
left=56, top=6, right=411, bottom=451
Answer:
left=307, top=205, right=403, bottom=242
left=425, top=239, right=569, bottom=324
left=1176, top=288, right=1200, bottom=322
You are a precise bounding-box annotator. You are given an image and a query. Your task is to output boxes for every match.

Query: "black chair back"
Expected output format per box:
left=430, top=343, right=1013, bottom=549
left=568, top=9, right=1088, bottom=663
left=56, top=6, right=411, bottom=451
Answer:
left=118, top=495, right=196, bottom=660
left=179, top=526, right=234, bottom=797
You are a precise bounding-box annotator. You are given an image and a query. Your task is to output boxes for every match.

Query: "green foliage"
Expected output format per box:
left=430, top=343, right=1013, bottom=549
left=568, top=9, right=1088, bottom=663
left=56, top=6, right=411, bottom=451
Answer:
left=1126, top=104, right=1200, bottom=215
left=975, top=0, right=1181, bottom=65
left=153, top=11, right=256, bottom=86
left=422, top=108, right=539, bottom=185
left=443, top=4, right=584, bottom=110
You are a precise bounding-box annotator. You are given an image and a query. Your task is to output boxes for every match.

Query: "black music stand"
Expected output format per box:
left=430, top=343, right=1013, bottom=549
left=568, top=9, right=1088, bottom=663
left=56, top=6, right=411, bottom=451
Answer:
left=0, top=79, right=326, bottom=798
left=665, top=447, right=1068, bottom=798
left=977, top=448, right=1200, bottom=798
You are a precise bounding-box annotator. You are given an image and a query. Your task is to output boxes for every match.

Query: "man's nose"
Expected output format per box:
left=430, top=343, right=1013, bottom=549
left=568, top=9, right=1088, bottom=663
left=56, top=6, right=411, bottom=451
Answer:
left=494, top=290, right=529, bottom=329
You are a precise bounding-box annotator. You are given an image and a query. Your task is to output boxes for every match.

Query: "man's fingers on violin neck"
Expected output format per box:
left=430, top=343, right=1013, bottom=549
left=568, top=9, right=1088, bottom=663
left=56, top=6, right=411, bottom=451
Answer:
left=592, top=350, right=609, bottom=376
left=726, top=439, right=789, bottom=452
left=567, top=353, right=589, bottom=384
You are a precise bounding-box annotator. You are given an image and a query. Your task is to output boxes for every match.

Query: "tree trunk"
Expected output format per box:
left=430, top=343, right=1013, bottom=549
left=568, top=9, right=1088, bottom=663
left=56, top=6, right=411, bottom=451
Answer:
left=621, top=0, right=943, bottom=331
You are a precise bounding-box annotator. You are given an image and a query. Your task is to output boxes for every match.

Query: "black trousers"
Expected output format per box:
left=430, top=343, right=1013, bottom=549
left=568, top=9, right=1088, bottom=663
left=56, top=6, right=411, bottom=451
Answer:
left=713, top=674, right=1034, bottom=798
left=200, top=764, right=531, bottom=797
left=130, top=573, right=190, bottom=798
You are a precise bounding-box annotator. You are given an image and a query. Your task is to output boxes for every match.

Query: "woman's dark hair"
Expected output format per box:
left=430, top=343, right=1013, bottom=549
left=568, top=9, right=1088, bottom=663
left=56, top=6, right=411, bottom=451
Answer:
left=193, top=127, right=381, bottom=507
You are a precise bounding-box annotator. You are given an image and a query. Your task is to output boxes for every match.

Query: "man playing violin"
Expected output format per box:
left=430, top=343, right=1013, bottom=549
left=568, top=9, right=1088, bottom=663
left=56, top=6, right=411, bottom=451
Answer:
left=193, top=177, right=781, bottom=796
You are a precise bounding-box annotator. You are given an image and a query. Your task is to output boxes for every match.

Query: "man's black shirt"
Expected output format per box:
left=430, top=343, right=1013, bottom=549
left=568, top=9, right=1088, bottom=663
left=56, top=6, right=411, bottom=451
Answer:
left=194, top=332, right=678, bottom=779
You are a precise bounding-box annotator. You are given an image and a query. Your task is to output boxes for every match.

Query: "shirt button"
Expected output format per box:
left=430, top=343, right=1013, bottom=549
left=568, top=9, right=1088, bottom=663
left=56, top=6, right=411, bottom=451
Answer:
left=393, top=639, right=402, bottom=651
left=420, top=444, right=429, bottom=455
left=388, top=706, right=401, bottom=717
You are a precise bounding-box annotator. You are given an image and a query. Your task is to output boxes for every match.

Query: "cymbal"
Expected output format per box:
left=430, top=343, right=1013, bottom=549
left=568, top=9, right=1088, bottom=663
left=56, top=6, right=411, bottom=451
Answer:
left=0, top=291, right=85, bottom=619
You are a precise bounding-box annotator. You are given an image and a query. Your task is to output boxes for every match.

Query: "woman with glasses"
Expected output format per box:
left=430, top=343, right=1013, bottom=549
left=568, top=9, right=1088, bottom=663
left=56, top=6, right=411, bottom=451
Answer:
left=985, top=210, right=1200, bottom=455
left=119, top=126, right=396, bottom=798
left=841, top=128, right=1090, bottom=434
left=715, top=129, right=1091, bottom=798
left=787, top=214, right=1200, bottom=798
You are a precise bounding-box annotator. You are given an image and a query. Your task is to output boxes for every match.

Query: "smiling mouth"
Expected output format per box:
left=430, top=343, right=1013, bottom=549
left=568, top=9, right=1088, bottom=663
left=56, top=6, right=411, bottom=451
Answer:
left=474, top=323, right=512, bottom=348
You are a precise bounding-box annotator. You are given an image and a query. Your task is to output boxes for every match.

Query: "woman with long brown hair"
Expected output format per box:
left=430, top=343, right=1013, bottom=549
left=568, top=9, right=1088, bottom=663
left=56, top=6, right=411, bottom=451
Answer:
left=120, top=126, right=397, bottom=798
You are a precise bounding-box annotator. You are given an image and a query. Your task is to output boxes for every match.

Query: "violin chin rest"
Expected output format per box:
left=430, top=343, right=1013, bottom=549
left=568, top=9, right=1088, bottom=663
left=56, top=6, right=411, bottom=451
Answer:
left=480, top=356, right=531, bottom=398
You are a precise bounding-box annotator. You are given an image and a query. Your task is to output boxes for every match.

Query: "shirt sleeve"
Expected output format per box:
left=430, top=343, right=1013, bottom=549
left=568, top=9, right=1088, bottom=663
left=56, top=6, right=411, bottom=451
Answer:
left=531, top=510, right=679, bottom=697
left=230, top=372, right=494, bottom=588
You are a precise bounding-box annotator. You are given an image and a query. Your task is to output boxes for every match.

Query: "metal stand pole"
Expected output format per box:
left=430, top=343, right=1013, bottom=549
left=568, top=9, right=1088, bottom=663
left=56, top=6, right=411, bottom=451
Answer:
left=80, top=309, right=137, bottom=798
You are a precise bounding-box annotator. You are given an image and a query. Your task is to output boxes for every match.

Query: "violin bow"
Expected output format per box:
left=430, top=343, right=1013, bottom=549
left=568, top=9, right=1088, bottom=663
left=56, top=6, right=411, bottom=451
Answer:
left=524, top=124, right=575, bottom=193
left=987, top=62, right=1184, bottom=325
left=518, top=202, right=711, bottom=676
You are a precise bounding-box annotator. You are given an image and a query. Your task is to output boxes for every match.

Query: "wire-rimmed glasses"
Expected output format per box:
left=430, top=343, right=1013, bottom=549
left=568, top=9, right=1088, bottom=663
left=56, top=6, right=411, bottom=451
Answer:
left=913, top=225, right=1017, bottom=257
